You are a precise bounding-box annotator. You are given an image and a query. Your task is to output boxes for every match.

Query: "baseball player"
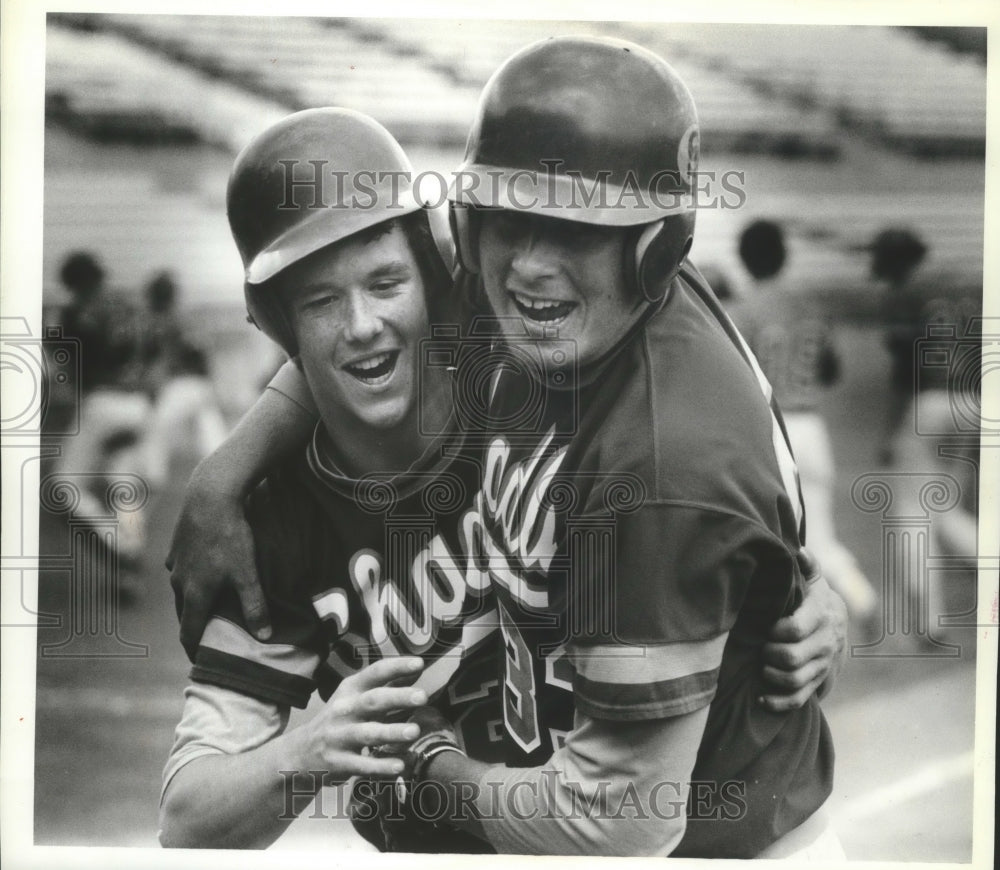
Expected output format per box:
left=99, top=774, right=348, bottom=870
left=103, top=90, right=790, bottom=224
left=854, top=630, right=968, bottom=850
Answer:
left=875, top=226, right=931, bottom=462
left=391, top=37, right=841, bottom=858
left=159, top=109, right=501, bottom=850
left=872, top=226, right=980, bottom=631
left=53, top=251, right=152, bottom=574
left=165, top=43, right=848, bottom=856
left=730, top=219, right=877, bottom=622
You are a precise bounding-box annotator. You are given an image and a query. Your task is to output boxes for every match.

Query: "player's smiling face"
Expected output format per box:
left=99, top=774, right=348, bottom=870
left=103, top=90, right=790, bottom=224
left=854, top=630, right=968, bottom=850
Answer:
left=478, top=210, right=640, bottom=371
left=282, top=223, right=428, bottom=432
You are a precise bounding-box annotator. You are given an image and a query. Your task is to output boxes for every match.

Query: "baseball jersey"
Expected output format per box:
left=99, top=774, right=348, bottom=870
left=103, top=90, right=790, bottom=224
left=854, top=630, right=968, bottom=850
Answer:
left=479, top=263, right=833, bottom=858
left=188, top=417, right=509, bottom=785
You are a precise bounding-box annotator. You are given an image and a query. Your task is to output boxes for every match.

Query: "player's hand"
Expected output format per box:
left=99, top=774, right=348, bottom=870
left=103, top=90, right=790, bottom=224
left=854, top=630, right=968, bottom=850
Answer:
left=349, top=705, right=482, bottom=853
left=358, top=705, right=461, bottom=783
left=300, top=657, right=427, bottom=784
left=759, top=562, right=848, bottom=713
left=166, top=462, right=271, bottom=661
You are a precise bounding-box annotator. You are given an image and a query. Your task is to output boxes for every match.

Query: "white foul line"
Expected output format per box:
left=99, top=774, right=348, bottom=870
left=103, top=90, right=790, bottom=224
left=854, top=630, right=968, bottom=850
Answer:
left=834, top=750, right=975, bottom=824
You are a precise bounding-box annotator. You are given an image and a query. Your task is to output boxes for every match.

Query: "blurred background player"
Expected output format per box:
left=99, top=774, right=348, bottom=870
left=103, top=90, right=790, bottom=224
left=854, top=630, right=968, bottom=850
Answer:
left=729, top=220, right=877, bottom=623
left=870, top=227, right=980, bottom=629
left=52, top=250, right=152, bottom=573
left=140, top=270, right=228, bottom=488
left=872, top=227, right=930, bottom=465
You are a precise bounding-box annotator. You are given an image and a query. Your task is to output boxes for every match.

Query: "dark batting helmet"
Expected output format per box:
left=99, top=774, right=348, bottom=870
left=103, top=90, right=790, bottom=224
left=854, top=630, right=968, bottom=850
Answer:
left=227, top=108, right=452, bottom=355
left=448, top=36, right=699, bottom=302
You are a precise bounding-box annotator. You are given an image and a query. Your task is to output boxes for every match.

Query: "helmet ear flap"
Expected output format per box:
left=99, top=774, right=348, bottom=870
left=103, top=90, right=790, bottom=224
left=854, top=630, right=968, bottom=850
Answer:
left=424, top=205, right=457, bottom=274
left=449, top=203, right=480, bottom=274
left=634, top=220, right=664, bottom=301
left=245, top=281, right=298, bottom=358
left=635, top=214, right=696, bottom=302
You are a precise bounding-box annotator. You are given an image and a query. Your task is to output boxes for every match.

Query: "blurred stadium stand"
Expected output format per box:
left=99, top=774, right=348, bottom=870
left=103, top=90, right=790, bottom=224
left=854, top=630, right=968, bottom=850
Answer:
left=336, top=17, right=841, bottom=157
left=622, top=24, right=986, bottom=158
left=43, top=15, right=985, bottom=342
left=46, top=21, right=290, bottom=150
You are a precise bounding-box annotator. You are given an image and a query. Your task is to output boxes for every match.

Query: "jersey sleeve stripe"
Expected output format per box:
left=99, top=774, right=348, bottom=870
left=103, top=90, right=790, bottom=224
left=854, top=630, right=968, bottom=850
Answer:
left=201, top=616, right=320, bottom=679
left=567, top=633, right=728, bottom=685
left=191, top=647, right=315, bottom=709
left=572, top=668, right=719, bottom=720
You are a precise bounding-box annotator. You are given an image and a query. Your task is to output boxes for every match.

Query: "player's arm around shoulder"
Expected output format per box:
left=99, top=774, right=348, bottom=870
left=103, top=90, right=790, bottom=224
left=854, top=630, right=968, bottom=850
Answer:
left=168, top=360, right=318, bottom=659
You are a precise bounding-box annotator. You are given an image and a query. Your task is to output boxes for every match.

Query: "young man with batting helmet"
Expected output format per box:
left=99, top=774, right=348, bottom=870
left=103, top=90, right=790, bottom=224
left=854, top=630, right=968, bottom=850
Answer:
left=382, top=36, right=842, bottom=858
left=165, top=37, right=847, bottom=857
left=159, top=108, right=501, bottom=850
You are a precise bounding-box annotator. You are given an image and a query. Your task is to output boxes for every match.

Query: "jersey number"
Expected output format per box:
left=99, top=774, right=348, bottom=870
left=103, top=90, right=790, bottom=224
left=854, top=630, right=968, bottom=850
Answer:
left=498, top=601, right=541, bottom=753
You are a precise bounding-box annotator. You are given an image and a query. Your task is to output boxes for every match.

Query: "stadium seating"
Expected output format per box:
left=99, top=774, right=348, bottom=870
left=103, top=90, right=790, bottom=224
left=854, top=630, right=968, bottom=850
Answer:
left=98, top=14, right=480, bottom=145
left=629, top=24, right=985, bottom=156
left=43, top=166, right=239, bottom=304
left=52, top=15, right=840, bottom=155
left=49, top=16, right=984, bottom=158
left=339, top=17, right=838, bottom=155
left=42, top=15, right=986, bottom=311
left=46, top=22, right=290, bottom=150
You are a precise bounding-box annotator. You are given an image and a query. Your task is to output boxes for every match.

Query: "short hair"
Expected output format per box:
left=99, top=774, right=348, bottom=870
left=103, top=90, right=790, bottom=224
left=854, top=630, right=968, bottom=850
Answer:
left=870, top=228, right=927, bottom=283
left=738, top=220, right=787, bottom=281
left=60, top=251, right=105, bottom=294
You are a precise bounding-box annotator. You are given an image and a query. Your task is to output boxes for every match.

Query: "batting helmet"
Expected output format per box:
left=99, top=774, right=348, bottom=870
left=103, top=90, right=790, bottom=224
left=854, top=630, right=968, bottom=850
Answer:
left=448, top=36, right=699, bottom=302
left=227, top=108, right=452, bottom=355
